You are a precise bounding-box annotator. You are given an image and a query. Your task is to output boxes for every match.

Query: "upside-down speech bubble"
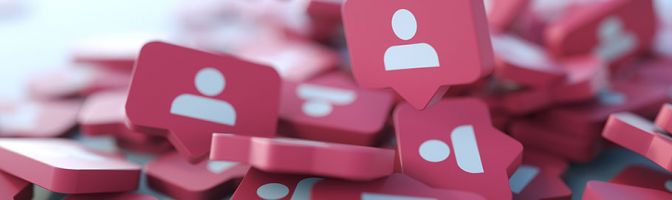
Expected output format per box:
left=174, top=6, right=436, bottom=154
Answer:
left=342, top=0, right=494, bottom=109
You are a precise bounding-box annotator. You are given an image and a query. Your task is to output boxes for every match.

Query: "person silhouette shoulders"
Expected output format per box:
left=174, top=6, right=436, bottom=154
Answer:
left=170, top=67, right=237, bottom=126
left=593, top=16, right=637, bottom=63
left=384, top=9, right=440, bottom=71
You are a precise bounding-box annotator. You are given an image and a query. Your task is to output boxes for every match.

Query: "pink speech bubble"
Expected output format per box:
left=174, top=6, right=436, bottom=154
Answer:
left=342, top=0, right=494, bottom=109
left=0, top=138, right=141, bottom=194
left=126, top=42, right=281, bottom=161
left=210, top=133, right=395, bottom=181
left=394, top=98, right=522, bottom=200
left=279, top=72, right=395, bottom=145
left=545, top=0, right=655, bottom=65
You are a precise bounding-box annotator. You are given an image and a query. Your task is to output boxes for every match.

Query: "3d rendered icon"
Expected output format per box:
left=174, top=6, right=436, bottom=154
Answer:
left=603, top=104, right=672, bottom=172
left=296, top=83, right=357, bottom=118
left=0, top=138, right=141, bottom=194
left=508, top=150, right=571, bottom=200
left=279, top=72, right=395, bottom=145
left=126, top=41, right=281, bottom=162
left=170, top=67, right=237, bottom=126
left=416, top=125, right=485, bottom=174
left=545, top=0, right=655, bottom=65
left=394, top=98, right=522, bottom=200
left=342, top=0, right=494, bottom=109
left=383, top=9, right=440, bottom=71
left=210, top=133, right=395, bottom=181
left=592, top=16, right=637, bottom=63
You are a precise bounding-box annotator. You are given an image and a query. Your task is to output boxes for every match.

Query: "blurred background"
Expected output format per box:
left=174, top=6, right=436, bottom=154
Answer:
left=0, top=0, right=179, bottom=100
left=0, top=0, right=671, bottom=199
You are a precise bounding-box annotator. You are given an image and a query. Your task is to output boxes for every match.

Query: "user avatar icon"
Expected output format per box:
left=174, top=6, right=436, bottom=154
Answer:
left=417, top=125, right=484, bottom=174
left=296, top=84, right=357, bottom=118
left=384, top=9, right=440, bottom=71
left=170, top=67, right=237, bottom=126
left=593, top=16, right=637, bottom=63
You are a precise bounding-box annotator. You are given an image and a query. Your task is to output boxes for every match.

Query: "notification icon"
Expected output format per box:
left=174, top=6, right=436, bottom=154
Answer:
left=343, top=0, right=494, bottom=109
left=394, top=98, right=522, bottom=200
left=126, top=42, right=281, bottom=161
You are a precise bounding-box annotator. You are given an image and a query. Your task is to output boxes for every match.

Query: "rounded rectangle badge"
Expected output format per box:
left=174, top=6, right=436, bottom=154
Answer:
left=126, top=42, right=281, bottom=161
left=342, top=0, right=494, bottom=109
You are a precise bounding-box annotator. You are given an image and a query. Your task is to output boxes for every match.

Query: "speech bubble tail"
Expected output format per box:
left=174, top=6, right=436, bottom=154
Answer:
left=395, top=85, right=449, bottom=110
left=167, top=131, right=209, bottom=163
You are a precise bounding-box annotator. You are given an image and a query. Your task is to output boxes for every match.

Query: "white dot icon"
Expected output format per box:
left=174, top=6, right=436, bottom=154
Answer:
left=194, top=67, right=226, bottom=97
left=416, top=125, right=485, bottom=174
left=391, top=9, right=417, bottom=41
left=419, top=139, right=451, bottom=162
left=256, top=183, right=289, bottom=200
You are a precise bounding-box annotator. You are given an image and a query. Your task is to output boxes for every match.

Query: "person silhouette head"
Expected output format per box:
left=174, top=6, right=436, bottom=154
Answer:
left=391, top=9, right=417, bottom=41
left=170, top=67, right=237, bottom=126
left=384, top=8, right=440, bottom=71
left=195, top=68, right=226, bottom=97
